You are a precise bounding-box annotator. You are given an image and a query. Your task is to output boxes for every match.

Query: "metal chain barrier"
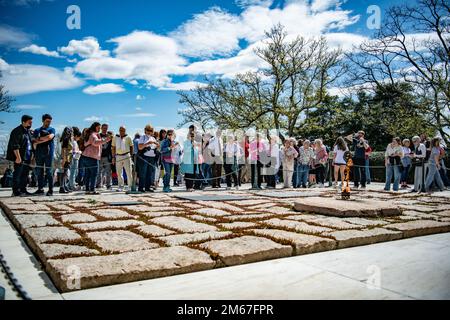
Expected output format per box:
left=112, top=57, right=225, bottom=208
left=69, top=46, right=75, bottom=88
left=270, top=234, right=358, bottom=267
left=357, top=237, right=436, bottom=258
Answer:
left=0, top=250, right=31, bottom=300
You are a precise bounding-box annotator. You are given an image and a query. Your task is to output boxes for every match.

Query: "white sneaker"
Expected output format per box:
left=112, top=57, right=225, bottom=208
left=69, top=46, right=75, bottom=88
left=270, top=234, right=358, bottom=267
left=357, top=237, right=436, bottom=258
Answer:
left=117, top=187, right=123, bottom=192
left=124, top=186, right=129, bottom=192
left=318, top=183, right=324, bottom=188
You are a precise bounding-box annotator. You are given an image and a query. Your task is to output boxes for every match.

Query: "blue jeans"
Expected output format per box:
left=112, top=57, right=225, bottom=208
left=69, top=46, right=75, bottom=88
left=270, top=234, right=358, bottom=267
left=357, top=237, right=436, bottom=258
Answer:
left=138, top=155, right=156, bottom=190
left=201, top=163, right=211, bottom=185
left=365, top=158, right=371, bottom=183
left=35, top=152, right=54, bottom=191
left=400, top=165, right=410, bottom=183
left=292, top=164, right=299, bottom=188
left=385, top=164, right=400, bottom=191
left=12, top=161, right=31, bottom=194
left=69, top=158, right=79, bottom=189
left=298, top=164, right=309, bottom=187
left=425, top=161, right=445, bottom=191
left=82, top=156, right=99, bottom=192
left=162, top=161, right=173, bottom=189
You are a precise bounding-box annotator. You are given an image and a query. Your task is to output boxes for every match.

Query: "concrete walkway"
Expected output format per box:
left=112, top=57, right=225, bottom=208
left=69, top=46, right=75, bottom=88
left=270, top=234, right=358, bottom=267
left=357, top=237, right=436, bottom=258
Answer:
left=60, top=232, right=449, bottom=300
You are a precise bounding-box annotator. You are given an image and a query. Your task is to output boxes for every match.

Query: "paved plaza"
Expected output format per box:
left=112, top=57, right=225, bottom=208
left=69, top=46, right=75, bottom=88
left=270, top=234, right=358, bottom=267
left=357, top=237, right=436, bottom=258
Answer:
left=1, top=183, right=450, bottom=298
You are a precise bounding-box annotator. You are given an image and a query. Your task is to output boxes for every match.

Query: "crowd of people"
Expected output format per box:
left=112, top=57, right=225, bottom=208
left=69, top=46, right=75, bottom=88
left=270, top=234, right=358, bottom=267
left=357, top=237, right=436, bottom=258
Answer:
left=3, top=114, right=450, bottom=197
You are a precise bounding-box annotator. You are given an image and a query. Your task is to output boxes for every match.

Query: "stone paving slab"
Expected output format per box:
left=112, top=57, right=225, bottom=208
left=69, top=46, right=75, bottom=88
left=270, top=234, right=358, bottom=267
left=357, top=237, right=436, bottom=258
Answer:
left=39, top=244, right=99, bottom=259
left=13, top=214, right=61, bottom=229
left=47, top=246, right=216, bottom=292
left=249, top=229, right=336, bottom=255
left=60, top=213, right=97, bottom=224
left=91, top=209, right=134, bottom=219
left=200, top=236, right=293, bottom=266
left=325, top=228, right=403, bottom=249
left=151, top=216, right=218, bottom=233
left=25, top=226, right=81, bottom=244
left=294, top=197, right=402, bottom=217
left=174, top=194, right=248, bottom=201
left=385, top=220, right=450, bottom=238
left=72, top=220, right=145, bottom=231
left=158, top=231, right=232, bottom=246
left=87, top=230, right=158, bottom=253
left=2, top=185, right=450, bottom=293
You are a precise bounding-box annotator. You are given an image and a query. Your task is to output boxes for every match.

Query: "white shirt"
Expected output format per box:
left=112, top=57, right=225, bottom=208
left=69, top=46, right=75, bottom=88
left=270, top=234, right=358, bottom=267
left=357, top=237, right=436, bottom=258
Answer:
left=333, top=145, right=348, bottom=165
left=208, top=136, right=223, bottom=156
left=138, top=134, right=157, bottom=157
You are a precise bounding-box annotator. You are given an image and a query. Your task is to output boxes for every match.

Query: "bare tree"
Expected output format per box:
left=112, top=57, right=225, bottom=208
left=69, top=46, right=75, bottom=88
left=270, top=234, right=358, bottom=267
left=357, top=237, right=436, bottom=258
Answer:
left=178, top=24, right=345, bottom=137
left=347, top=0, right=450, bottom=143
left=0, top=71, right=15, bottom=124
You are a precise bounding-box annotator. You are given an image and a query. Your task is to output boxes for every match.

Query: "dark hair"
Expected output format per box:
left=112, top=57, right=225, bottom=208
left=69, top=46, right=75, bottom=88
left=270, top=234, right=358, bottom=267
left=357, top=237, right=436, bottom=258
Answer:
left=21, top=115, right=32, bottom=123
left=134, top=133, right=141, bottom=139
left=159, top=129, right=167, bottom=140
left=431, top=137, right=440, bottom=147
left=72, top=127, right=81, bottom=138
left=60, top=127, right=73, bottom=143
left=101, top=123, right=108, bottom=128
left=189, top=125, right=195, bottom=131
left=167, top=129, right=174, bottom=136
left=335, top=137, right=347, bottom=151
left=84, top=122, right=101, bottom=142
left=42, top=114, right=52, bottom=122
left=393, top=137, right=401, bottom=145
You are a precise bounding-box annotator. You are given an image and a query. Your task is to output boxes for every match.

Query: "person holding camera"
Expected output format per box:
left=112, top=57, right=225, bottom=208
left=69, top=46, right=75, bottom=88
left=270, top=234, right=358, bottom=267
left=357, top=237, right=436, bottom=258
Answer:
left=96, top=124, right=113, bottom=190
left=81, top=122, right=112, bottom=195
left=346, top=131, right=370, bottom=189
left=181, top=130, right=201, bottom=191
left=160, top=129, right=179, bottom=193
left=384, top=137, right=404, bottom=192
left=137, top=125, right=159, bottom=193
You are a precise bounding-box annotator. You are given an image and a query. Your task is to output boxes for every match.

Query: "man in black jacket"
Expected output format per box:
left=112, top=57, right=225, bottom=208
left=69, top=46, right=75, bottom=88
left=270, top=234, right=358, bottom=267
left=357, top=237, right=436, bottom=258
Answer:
left=6, top=115, right=34, bottom=196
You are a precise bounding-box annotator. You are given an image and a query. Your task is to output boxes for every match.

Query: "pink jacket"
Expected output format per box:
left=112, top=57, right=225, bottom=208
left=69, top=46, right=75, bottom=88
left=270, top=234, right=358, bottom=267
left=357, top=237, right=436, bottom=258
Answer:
left=248, top=140, right=267, bottom=161
left=82, top=133, right=103, bottom=160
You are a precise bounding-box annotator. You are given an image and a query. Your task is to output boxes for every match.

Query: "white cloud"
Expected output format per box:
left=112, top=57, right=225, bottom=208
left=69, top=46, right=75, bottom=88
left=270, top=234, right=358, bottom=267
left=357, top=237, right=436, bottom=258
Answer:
left=57, top=0, right=362, bottom=90
left=75, top=56, right=134, bottom=80
left=0, top=25, right=34, bottom=48
left=158, top=81, right=209, bottom=91
left=311, top=0, right=342, bottom=13
left=171, top=7, right=243, bottom=58
left=84, top=116, right=103, bottom=122
left=120, top=112, right=156, bottom=118
left=136, top=95, right=145, bottom=100
left=235, top=0, right=273, bottom=8
left=20, top=44, right=61, bottom=58
left=15, top=104, right=44, bottom=109
left=59, top=37, right=109, bottom=59
left=2, top=0, right=54, bottom=6
left=82, top=83, right=125, bottom=95
left=175, top=42, right=265, bottom=78
left=324, top=32, right=367, bottom=51
left=0, top=58, right=84, bottom=96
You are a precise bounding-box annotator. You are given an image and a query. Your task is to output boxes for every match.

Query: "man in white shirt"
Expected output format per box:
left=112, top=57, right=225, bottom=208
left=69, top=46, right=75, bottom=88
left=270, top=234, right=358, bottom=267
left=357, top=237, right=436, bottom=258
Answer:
left=112, top=126, right=134, bottom=192
left=137, top=125, right=159, bottom=192
left=208, top=129, right=223, bottom=188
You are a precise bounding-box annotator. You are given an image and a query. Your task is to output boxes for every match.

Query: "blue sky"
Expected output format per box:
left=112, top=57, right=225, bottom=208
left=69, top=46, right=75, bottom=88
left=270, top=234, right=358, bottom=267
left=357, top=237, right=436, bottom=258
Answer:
left=0, top=0, right=409, bottom=142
